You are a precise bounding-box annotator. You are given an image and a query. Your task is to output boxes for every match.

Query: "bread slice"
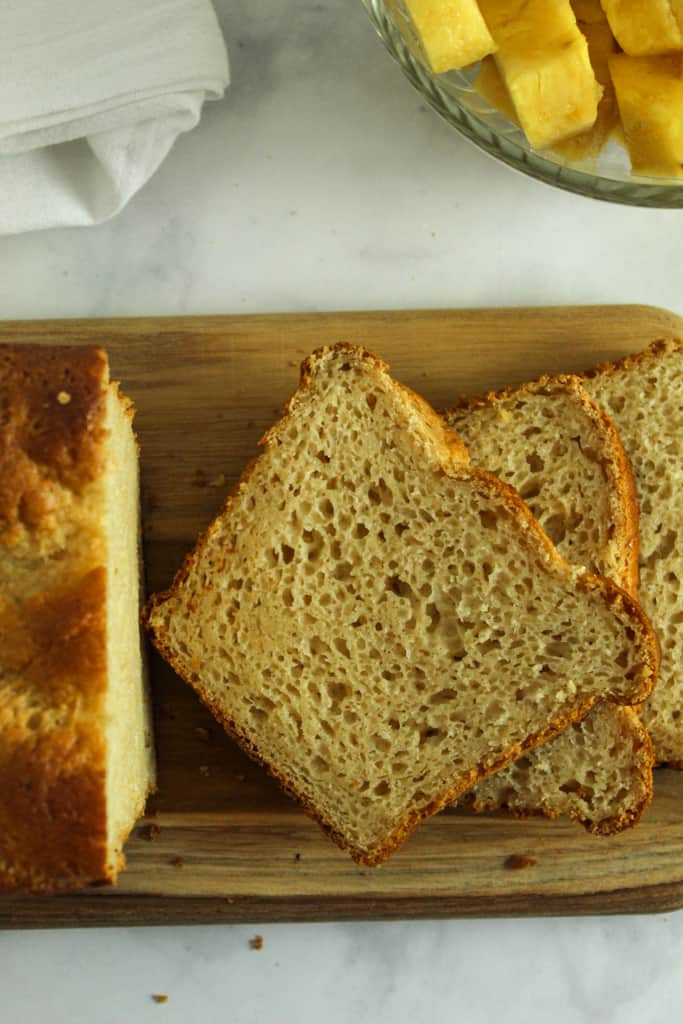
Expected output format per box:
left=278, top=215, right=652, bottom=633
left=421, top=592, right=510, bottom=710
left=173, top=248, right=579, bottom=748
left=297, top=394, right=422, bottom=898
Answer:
left=583, top=339, right=683, bottom=766
left=0, top=345, right=156, bottom=892
left=445, top=376, right=640, bottom=594
left=145, top=345, right=657, bottom=866
left=445, top=376, right=653, bottom=832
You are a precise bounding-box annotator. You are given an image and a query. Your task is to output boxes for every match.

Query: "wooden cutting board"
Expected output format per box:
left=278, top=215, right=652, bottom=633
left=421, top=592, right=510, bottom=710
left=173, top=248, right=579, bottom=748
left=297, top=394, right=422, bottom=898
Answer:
left=2, top=304, right=683, bottom=928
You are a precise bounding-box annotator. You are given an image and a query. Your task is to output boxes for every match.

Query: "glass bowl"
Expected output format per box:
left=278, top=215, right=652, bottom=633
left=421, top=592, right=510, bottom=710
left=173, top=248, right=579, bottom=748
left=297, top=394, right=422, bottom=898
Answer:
left=360, top=0, right=683, bottom=208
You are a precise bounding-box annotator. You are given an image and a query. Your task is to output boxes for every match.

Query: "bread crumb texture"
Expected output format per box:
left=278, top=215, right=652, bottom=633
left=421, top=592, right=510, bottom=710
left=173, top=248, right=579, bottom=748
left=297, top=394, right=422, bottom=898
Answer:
left=446, top=377, right=652, bottom=833
left=446, top=376, right=639, bottom=592
left=146, top=345, right=658, bottom=865
left=585, top=340, right=683, bottom=766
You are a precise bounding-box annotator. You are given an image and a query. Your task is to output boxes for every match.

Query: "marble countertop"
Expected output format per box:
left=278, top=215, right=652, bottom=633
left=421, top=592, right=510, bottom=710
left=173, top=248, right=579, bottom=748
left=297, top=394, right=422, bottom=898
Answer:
left=3, top=2, right=683, bottom=1021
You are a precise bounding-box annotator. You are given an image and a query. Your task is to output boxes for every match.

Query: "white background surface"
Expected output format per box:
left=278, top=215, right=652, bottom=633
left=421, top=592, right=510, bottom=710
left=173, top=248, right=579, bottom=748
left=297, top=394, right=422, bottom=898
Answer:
left=2, top=2, right=683, bottom=1021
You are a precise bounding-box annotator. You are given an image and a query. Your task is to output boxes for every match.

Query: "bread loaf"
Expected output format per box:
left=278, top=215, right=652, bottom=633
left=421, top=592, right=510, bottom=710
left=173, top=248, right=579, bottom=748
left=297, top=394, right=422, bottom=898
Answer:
left=146, top=345, right=657, bottom=865
left=0, top=345, right=156, bottom=891
left=445, top=376, right=652, bottom=832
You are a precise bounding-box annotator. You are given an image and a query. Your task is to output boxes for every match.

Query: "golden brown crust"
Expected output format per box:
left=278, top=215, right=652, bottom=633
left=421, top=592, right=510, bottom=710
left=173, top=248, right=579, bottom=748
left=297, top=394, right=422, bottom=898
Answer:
left=145, top=344, right=660, bottom=866
left=0, top=345, right=114, bottom=893
left=0, top=345, right=108, bottom=543
left=581, top=337, right=683, bottom=383
left=0, top=568, right=110, bottom=892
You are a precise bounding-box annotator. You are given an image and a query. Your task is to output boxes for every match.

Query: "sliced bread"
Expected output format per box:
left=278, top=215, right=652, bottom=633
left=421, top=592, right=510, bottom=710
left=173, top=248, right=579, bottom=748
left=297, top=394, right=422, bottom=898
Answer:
left=0, top=345, right=156, bottom=891
left=445, top=376, right=652, bottom=832
left=583, top=339, right=683, bottom=766
left=145, top=345, right=657, bottom=865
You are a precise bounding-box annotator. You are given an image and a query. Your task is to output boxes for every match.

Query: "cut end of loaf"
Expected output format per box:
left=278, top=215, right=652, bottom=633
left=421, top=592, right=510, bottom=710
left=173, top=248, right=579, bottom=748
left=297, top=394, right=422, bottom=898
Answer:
left=104, top=384, right=156, bottom=884
left=147, top=344, right=658, bottom=865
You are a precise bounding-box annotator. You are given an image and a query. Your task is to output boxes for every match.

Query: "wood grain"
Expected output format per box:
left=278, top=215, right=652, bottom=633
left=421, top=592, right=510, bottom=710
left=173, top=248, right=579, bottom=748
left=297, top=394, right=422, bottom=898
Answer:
left=1, top=304, right=682, bottom=928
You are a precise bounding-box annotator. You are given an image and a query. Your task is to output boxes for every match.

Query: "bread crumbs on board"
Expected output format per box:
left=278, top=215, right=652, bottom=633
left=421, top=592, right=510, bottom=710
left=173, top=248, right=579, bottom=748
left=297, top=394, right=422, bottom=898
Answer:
left=504, top=854, right=538, bottom=870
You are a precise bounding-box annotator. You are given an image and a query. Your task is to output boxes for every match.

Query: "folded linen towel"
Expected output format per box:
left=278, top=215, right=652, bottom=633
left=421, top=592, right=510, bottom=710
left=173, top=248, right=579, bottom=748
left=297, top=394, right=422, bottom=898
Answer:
left=0, top=0, right=229, bottom=234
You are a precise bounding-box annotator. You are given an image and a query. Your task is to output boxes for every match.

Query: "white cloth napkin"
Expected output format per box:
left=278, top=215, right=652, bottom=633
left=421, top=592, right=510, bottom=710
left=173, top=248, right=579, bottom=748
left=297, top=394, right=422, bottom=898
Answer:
left=0, top=0, right=229, bottom=235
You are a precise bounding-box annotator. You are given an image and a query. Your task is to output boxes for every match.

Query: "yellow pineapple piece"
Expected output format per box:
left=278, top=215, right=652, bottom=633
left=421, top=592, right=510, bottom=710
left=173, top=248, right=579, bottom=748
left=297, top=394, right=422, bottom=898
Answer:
left=478, top=0, right=602, bottom=149
left=600, top=1, right=683, bottom=56
left=609, top=53, right=683, bottom=176
left=403, top=0, right=496, bottom=73
left=476, top=13, right=617, bottom=160
left=555, top=12, right=619, bottom=158
left=476, top=55, right=518, bottom=123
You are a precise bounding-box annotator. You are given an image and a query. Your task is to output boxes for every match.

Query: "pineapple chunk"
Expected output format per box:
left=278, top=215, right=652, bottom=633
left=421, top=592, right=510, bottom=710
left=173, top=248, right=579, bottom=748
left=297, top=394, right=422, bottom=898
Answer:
left=555, top=10, right=619, bottom=158
left=600, top=1, right=683, bottom=56
left=403, top=0, right=496, bottom=73
left=609, top=54, right=683, bottom=176
left=476, top=56, right=518, bottom=123
left=477, top=13, right=618, bottom=161
left=478, top=0, right=602, bottom=149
